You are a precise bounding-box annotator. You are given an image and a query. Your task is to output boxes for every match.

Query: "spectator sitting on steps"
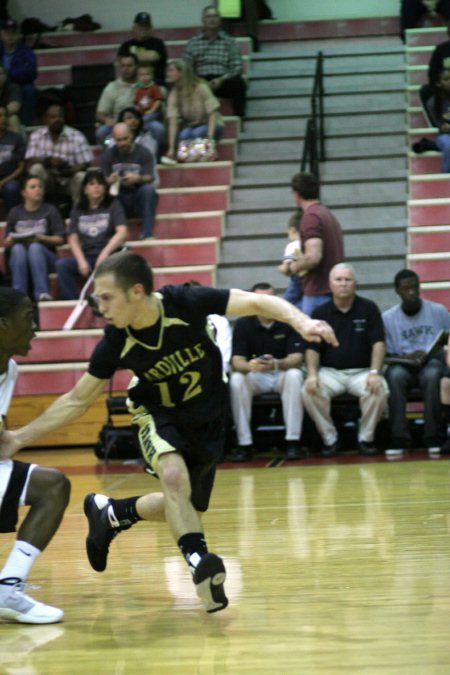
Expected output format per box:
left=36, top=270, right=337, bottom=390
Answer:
left=4, top=174, right=65, bottom=303
left=55, top=168, right=128, bottom=300
left=25, top=102, right=93, bottom=209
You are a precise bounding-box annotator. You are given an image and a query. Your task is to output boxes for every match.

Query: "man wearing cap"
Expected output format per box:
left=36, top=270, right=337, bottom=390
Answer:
left=117, top=13, right=167, bottom=85
left=0, top=19, right=37, bottom=126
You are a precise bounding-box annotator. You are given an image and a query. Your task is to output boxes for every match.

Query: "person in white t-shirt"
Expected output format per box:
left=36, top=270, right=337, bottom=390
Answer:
left=382, top=268, right=450, bottom=457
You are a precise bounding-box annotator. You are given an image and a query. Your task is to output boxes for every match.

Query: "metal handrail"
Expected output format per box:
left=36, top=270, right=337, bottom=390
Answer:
left=301, top=51, right=325, bottom=180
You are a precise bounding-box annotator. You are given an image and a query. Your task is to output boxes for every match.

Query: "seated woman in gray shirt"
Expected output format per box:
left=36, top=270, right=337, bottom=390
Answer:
left=5, top=174, right=65, bottom=302
left=55, top=168, right=128, bottom=300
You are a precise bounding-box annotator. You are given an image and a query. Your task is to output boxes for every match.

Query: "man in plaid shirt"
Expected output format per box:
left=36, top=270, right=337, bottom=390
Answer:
left=25, top=102, right=93, bottom=206
left=183, top=5, right=247, bottom=118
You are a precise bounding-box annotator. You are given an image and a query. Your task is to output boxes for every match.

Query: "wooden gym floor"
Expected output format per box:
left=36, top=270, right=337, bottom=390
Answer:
left=1, top=447, right=450, bottom=675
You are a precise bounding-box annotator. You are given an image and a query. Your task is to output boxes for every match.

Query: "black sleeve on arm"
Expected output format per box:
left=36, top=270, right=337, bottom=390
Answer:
left=88, top=333, right=119, bottom=380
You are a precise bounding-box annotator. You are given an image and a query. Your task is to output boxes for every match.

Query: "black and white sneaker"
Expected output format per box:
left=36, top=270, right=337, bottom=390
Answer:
left=193, top=553, right=228, bottom=613
left=84, top=493, right=127, bottom=572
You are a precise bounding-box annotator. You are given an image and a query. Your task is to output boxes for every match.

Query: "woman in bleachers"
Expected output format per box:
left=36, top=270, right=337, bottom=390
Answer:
left=163, top=58, right=223, bottom=163
left=5, top=174, right=65, bottom=302
left=55, top=168, right=127, bottom=300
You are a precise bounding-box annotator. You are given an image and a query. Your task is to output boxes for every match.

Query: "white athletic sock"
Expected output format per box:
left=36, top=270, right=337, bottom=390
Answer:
left=0, top=540, right=41, bottom=582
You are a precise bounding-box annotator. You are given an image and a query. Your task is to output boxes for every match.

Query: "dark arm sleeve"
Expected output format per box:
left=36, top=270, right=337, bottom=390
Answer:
left=231, top=319, right=251, bottom=358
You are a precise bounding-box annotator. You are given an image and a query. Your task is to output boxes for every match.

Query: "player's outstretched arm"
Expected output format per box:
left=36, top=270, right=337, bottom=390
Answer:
left=0, top=373, right=108, bottom=459
left=226, top=288, right=338, bottom=346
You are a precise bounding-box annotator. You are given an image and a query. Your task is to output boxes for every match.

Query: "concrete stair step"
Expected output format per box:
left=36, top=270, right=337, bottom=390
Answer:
left=408, top=107, right=428, bottom=128
left=237, top=134, right=405, bottom=162
left=420, top=283, right=450, bottom=308
left=122, top=238, right=219, bottom=267
left=406, top=46, right=435, bottom=65
left=260, top=36, right=402, bottom=57
left=230, top=180, right=407, bottom=210
left=247, top=92, right=406, bottom=117
left=158, top=186, right=229, bottom=213
left=409, top=174, right=450, bottom=199
left=159, top=161, right=234, bottom=189
left=243, top=111, right=406, bottom=138
left=38, top=303, right=106, bottom=331
left=409, top=127, right=438, bottom=146
left=225, top=205, right=407, bottom=236
left=220, top=230, right=405, bottom=265
left=407, top=87, right=422, bottom=107
left=16, top=330, right=102, bottom=364
left=408, top=198, right=450, bottom=226
left=248, top=72, right=406, bottom=97
left=409, top=153, right=442, bottom=174
left=234, top=156, right=407, bottom=184
left=405, top=27, right=446, bottom=47
left=15, top=362, right=131, bottom=396
left=408, top=225, right=450, bottom=253
left=251, top=52, right=405, bottom=78
left=407, top=65, right=428, bottom=86
left=408, top=253, right=450, bottom=282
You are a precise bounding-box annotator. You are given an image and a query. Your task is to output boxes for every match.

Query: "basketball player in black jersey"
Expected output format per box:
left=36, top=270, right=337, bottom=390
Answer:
left=0, top=251, right=337, bottom=613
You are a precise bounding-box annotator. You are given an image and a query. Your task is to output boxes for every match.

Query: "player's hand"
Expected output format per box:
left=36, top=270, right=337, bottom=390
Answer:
left=297, top=318, right=339, bottom=346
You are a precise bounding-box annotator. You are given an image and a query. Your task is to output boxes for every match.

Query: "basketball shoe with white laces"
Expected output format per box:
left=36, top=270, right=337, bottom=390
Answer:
left=193, top=553, right=228, bottom=613
left=0, top=578, right=64, bottom=624
left=84, top=493, right=130, bottom=572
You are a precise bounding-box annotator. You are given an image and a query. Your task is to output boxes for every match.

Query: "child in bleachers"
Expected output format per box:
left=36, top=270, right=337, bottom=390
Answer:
left=134, top=64, right=165, bottom=152
left=277, top=209, right=303, bottom=309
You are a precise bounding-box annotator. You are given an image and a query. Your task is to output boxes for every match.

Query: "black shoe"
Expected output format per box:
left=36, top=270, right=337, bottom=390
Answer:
left=232, top=445, right=253, bottom=462
left=286, top=441, right=306, bottom=460
left=320, top=441, right=339, bottom=458
left=412, top=137, right=438, bottom=154
left=193, top=553, right=228, bottom=613
left=84, top=493, right=128, bottom=572
left=359, top=440, right=380, bottom=457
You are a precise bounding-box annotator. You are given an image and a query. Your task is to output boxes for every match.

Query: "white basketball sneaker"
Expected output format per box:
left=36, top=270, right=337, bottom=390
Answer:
left=0, top=578, right=64, bottom=624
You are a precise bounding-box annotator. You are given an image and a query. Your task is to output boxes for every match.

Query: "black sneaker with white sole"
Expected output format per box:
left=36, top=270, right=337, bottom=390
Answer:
left=193, top=553, right=228, bottom=613
left=84, top=493, right=130, bottom=572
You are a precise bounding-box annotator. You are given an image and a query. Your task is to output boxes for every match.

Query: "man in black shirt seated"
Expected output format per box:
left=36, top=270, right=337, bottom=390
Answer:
left=301, top=263, right=388, bottom=458
left=229, top=282, right=305, bottom=461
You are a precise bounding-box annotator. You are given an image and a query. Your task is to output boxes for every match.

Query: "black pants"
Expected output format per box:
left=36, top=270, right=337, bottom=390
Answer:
left=204, top=74, right=247, bottom=117
left=385, top=359, right=445, bottom=447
